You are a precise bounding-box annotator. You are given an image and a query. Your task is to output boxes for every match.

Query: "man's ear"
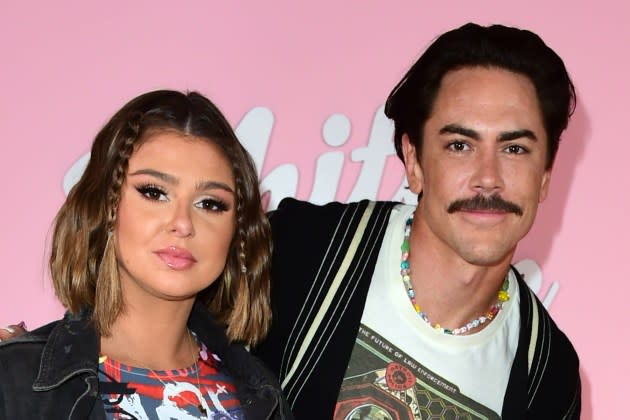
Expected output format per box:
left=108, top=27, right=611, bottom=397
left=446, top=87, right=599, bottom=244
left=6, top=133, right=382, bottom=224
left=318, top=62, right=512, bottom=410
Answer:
left=402, top=134, right=423, bottom=194
left=539, top=169, right=552, bottom=203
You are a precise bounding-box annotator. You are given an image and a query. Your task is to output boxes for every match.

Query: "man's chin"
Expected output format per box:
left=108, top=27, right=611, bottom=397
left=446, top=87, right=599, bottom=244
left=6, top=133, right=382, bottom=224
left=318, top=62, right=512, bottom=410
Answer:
left=456, top=243, right=516, bottom=268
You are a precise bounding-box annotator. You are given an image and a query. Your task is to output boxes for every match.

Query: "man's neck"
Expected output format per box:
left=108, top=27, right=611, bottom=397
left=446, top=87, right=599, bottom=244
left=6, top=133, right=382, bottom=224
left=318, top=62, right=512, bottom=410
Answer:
left=406, top=213, right=514, bottom=333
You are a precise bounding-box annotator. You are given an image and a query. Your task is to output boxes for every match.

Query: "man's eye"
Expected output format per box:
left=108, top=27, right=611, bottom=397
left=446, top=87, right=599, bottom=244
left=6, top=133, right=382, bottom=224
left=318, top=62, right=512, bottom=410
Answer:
left=136, top=185, right=167, bottom=201
left=447, top=142, right=470, bottom=152
left=195, top=198, right=229, bottom=212
left=505, top=144, right=528, bottom=154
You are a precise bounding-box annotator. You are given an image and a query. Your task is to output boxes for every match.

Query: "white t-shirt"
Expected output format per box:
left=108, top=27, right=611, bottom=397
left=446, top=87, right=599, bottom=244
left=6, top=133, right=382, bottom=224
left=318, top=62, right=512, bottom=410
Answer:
left=334, top=204, right=520, bottom=420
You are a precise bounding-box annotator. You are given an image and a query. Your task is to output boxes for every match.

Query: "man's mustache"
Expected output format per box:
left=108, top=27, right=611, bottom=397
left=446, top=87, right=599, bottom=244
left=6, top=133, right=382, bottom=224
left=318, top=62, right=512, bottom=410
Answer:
left=447, top=194, right=523, bottom=216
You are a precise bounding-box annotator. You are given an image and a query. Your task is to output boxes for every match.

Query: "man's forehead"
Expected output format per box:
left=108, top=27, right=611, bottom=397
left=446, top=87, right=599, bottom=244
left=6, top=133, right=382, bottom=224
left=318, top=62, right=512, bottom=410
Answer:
left=436, top=66, right=537, bottom=98
left=428, top=67, right=543, bottom=124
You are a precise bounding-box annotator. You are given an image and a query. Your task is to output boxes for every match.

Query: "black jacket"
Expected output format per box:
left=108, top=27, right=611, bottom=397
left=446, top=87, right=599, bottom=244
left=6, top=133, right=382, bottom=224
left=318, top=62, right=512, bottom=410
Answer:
left=254, top=198, right=581, bottom=419
left=0, top=301, right=293, bottom=420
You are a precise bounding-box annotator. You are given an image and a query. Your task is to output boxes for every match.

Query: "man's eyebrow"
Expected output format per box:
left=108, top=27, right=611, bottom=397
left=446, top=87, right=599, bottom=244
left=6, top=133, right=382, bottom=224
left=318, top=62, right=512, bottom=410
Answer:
left=439, top=124, right=538, bottom=142
left=128, top=168, right=234, bottom=194
left=498, top=129, right=538, bottom=142
left=439, top=124, right=479, bottom=140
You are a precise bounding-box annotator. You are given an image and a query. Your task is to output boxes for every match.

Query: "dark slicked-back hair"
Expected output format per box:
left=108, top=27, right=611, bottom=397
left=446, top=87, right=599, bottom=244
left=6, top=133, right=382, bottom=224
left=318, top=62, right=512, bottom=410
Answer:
left=51, top=90, right=272, bottom=345
left=385, top=23, right=576, bottom=169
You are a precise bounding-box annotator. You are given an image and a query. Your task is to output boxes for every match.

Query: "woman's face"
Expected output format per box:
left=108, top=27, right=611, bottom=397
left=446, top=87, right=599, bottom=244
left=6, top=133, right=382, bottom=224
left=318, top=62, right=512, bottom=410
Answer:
left=114, top=130, right=236, bottom=305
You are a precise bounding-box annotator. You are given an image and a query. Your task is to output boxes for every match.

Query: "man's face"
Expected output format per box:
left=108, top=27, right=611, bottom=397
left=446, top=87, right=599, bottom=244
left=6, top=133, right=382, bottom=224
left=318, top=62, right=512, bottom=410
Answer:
left=404, top=66, right=551, bottom=267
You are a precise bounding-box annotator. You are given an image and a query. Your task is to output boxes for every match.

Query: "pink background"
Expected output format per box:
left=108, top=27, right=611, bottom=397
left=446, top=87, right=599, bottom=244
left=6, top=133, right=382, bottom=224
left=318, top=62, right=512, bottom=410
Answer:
left=2, top=2, right=629, bottom=417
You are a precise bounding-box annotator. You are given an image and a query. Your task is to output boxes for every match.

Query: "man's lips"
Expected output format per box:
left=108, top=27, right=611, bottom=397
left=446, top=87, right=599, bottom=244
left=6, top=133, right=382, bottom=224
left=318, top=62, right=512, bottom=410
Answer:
left=154, top=246, right=197, bottom=270
left=456, top=208, right=512, bottom=227
left=459, top=208, right=508, bottom=214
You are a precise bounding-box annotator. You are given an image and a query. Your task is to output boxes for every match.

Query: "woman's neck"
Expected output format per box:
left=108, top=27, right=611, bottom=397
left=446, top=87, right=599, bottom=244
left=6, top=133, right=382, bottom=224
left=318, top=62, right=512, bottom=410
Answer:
left=100, top=298, right=197, bottom=370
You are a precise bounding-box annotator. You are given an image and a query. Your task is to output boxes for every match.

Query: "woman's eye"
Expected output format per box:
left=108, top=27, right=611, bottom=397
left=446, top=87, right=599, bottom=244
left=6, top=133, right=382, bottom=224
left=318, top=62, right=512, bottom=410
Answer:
left=195, top=198, right=229, bottom=212
left=136, top=185, right=167, bottom=201
left=447, top=141, right=470, bottom=152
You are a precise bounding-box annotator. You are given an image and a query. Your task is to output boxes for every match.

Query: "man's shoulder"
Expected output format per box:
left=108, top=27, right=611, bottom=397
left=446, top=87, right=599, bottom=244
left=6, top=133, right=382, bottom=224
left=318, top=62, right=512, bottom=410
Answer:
left=268, top=197, right=400, bottom=281
left=269, top=197, right=362, bottom=217
left=269, top=197, right=399, bottom=225
left=515, top=272, right=580, bottom=384
left=503, top=270, right=581, bottom=418
left=515, top=273, right=578, bottom=357
left=525, top=297, right=581, bottom=416
left=535, top=300, right=579, bottom=365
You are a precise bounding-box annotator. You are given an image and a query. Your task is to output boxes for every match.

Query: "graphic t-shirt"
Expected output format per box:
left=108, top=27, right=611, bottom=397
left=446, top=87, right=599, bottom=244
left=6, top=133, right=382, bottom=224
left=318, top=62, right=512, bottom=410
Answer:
left=334, top=204, right=520, bottom=420
left=98, top=339, right=244, bottom=420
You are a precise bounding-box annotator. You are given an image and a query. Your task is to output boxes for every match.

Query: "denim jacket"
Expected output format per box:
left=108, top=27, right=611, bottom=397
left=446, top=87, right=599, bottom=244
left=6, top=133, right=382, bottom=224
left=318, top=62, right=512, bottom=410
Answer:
left=0, top=302, right=293, bottom=420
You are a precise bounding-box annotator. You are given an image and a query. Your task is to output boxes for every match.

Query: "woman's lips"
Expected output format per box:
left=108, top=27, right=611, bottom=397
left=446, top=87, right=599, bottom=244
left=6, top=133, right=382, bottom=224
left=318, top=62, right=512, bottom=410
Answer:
left=154, top=246, right=197, bottom=270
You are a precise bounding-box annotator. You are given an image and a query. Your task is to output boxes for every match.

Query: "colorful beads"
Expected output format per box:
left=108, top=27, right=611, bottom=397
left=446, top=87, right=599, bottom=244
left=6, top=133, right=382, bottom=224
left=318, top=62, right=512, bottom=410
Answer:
left=400, top=215, right=510, bottom=336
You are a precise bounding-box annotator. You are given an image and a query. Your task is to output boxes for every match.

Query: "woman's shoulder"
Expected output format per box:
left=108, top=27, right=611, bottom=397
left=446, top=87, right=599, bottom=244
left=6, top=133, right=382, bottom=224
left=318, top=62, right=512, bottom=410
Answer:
left=0, top=319, right=58, bottom=349
left=0, top=320, right=59, bottom=393
left=0, top=320, right=60, bottom=376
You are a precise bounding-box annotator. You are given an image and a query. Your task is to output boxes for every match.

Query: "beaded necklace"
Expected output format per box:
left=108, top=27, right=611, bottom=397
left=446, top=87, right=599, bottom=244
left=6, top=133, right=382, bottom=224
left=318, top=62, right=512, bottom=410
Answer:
left=400, top=215, right=510, bottom=335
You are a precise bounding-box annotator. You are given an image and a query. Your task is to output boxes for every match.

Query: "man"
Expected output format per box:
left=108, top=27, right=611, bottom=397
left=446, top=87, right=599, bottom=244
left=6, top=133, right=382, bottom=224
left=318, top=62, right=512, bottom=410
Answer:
left=253, top=23, right=580, bottom=419
left=2, top=22, right=580, bottom=419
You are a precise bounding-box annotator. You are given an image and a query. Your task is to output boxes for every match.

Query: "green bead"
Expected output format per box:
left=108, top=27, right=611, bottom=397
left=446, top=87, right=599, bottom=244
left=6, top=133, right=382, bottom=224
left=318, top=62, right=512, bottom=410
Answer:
left=401, top=239, right=410, bottom=252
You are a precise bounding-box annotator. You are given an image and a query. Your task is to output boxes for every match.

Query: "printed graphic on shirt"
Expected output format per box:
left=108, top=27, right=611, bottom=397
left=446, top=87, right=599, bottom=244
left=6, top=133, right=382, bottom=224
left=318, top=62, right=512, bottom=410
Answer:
left=334, top=325, right=500, bottom=420
left=99, top=352, right=244, bottom=420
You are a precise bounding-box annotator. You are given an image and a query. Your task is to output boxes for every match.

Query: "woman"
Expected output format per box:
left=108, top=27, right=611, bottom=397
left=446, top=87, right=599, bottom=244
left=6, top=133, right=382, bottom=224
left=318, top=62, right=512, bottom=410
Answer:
left=0, top=90, right=292, bottom=419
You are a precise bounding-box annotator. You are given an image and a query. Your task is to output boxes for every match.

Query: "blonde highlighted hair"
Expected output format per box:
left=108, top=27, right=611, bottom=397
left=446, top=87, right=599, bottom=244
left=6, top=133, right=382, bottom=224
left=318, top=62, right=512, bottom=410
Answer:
left=50, top=90, right=272, bottom=345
